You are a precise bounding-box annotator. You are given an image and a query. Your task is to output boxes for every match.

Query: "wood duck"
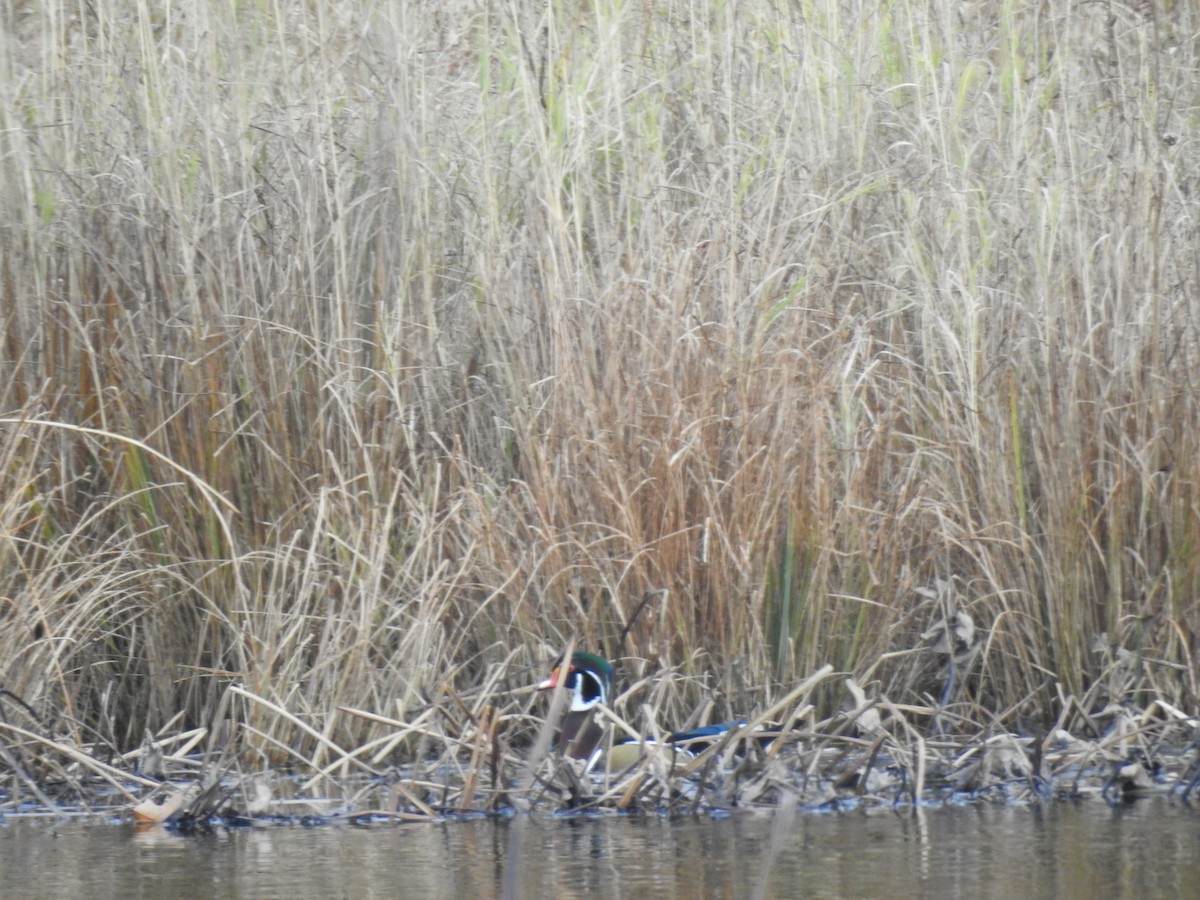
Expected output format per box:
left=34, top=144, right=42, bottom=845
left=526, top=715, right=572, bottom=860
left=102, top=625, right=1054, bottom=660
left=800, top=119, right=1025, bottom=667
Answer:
left=536, top=651, right=758, bottom=769
left=536, top=651, right=613, bottom=763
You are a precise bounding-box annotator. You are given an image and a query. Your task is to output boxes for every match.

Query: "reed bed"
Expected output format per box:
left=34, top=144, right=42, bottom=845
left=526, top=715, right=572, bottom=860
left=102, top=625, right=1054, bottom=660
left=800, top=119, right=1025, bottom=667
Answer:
left=1, top=0, right=1199, bottom=817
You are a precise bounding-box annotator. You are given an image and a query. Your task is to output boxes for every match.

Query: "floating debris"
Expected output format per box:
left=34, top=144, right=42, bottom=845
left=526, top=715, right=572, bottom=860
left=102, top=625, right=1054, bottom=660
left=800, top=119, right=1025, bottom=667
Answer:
left=132, top=783, right=200, bottom=824
left=1, top=664, right=1198, bottom=829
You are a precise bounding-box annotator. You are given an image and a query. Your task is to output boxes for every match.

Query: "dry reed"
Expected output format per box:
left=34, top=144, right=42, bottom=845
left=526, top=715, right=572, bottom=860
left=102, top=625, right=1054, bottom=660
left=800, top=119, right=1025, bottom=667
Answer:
left=1, top=0, right=1198, bottom=811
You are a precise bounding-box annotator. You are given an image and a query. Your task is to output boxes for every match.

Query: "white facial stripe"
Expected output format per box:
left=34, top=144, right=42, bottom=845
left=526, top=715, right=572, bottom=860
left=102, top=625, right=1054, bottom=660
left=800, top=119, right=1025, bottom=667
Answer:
left=569, top=668, right=606, bottom=712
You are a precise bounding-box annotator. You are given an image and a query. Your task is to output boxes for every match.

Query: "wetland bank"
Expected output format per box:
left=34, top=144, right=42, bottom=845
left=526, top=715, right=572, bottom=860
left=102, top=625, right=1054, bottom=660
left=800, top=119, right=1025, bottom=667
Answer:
left=1, top=0, right=1199, bottom=867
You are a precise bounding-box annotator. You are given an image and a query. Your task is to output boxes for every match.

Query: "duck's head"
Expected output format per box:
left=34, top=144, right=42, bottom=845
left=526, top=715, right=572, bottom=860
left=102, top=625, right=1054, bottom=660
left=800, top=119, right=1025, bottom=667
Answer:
left=536, top=651, right=613, bottom=712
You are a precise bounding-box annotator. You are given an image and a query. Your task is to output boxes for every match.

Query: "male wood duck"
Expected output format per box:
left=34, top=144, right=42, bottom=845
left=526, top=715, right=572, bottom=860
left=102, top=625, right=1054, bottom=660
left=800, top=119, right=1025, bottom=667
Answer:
left=536, top=651, right=614, bottom=763
left=536, top=651, right=756, bottom=769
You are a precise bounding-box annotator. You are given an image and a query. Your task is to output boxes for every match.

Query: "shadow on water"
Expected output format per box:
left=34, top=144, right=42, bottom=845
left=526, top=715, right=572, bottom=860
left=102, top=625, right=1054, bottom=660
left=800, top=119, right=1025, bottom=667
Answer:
left=2, top=798, right=1199, bottom=899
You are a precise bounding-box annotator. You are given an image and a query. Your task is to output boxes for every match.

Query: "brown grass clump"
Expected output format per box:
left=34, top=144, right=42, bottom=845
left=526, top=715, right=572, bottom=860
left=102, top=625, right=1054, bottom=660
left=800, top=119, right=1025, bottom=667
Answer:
left=1, top=0, right=1199, bottom=801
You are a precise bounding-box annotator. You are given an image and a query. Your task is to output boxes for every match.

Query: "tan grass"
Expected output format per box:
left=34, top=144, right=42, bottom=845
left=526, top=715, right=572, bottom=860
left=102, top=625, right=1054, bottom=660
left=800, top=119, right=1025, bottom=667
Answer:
left=0, top=0, right=1198, bottom=778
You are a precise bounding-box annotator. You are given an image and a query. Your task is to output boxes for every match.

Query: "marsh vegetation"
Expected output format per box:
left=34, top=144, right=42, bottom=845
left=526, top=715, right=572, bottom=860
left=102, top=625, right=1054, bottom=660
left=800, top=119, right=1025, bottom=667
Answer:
left=1, top=1, right=1198, bottom=817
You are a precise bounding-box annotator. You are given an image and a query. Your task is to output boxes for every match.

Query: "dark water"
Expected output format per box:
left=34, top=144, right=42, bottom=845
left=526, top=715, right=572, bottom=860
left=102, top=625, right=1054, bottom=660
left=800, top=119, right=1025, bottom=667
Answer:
left=2, top=798, right=1197, bottom=899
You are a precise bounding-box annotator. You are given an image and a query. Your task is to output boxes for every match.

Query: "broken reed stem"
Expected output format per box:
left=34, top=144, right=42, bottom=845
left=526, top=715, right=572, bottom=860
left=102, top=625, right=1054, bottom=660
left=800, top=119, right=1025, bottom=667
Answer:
left=913, top=734, right=927, bottom=807
left=228, top=685, right=372, bottom=782
left=681, top=664, right=834, bottom=778
left=117, top=727, right=209, bottom=767
left=0, top=720, right=159, bottom=799
left=337, top=706, right=442, bottom=763
left=513, top=640, right=575, bottom=803
left=855, top=736, right=888, bottom=798
left=461, top=705, right=495, bottom=810
left=0, top=739, right=65, bottom=817
left=385, top=781, right=439, bottom=819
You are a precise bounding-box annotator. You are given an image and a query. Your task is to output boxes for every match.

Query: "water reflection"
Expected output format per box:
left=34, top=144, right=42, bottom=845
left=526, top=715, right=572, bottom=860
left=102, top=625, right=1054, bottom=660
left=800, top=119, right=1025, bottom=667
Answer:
left=1, top=799, right=1197, bottom=898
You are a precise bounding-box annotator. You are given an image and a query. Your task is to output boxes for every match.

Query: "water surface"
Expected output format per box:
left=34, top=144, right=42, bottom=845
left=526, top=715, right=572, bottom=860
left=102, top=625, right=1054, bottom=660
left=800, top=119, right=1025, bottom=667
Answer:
left=2, top=798, right=1197, bottom=898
